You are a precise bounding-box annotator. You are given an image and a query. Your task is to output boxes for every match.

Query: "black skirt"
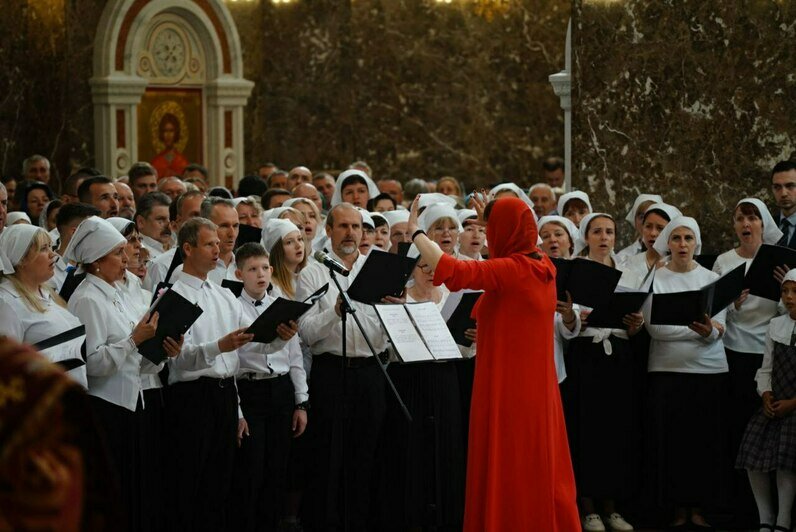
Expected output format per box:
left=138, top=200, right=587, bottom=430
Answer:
left=561, top=335, right=643, bottom=499
left=374, top=361, right=466, bottom=529
left=647, top=372, right=731, bottom=508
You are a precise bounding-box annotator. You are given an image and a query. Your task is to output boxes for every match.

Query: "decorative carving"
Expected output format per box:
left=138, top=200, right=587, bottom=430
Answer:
left=153, top=28, right=186, bottom=77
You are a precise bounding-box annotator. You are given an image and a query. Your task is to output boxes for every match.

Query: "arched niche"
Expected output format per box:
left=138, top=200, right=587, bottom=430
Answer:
left=91, top=0, right=253, bottom=187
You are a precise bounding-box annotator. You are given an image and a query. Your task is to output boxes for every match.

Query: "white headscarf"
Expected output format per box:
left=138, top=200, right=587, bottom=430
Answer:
left=331, top=169, right=380, bottom=207
left=557, top=191, right=593, bottom=217
left=63, top=216, right=126, bottom=270
left=417, top=193, right=457, bottom=210
left=652, top=216, right=702, bottom=257
left=262, top=218, right=302, bottom=254
left=736, top=197, right=783, bottom=245
left=573, top=212, right=614, bottom=256
left=106, top=217, right=135, bottom=235
left=782, top=268, right=796, bottom=285
left=419, top=203, right=463, bottom=233
left=0, top=224, right=46, bottom=274
left=538, top=215, right=579, bottom=247
left=6, top=212, right=32, bottom=226
left=261, top=206, right=300, bottom=224
left=457, top=209, right=478, bottom=225
left=490, top=183, right=534, bottom=211
left=356, top=208, right=375, bottom=229
left=381, top=210, right=409, bottom=227
left=625, top=193, right=663, bottom=226
left=369, top=211, right=388, bottom=229
left=643, top=202, right=682, bottom=223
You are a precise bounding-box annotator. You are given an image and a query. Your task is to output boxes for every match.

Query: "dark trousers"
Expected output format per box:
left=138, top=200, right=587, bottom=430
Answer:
left=231, top=374, right=296, bottom=532
left=166, top=377, right=238, bottom=531
left=302, top=354, right=386, bottom=531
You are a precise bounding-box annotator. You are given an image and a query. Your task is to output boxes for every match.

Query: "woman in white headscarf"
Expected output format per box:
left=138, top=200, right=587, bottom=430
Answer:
left=370, top=212, right=391, bottom=251
left=457, top=209, right=486, bottom=260
left=713, top=198, right=783, bottom=523
left=0, top=224, right=87, bottom=387
left=562, top=213, right=643, bottom=532
left=263, top=218, right=307, bottom=300
left=557, top=191, right=593, bottom=228
left=489, top=183, right=535, bottom=211
left=623, top=203, right=682, bottom=285
left=66, top=216, right=181, bottom=532
left=615, top=193, right=663, bottom=265
left=645, top=216, right=730, bottom=529
left=330, top=169, right=380, bottom=209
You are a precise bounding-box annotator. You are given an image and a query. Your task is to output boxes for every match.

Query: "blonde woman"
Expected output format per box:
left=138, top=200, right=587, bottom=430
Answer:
left=264, top=218, right=308, bottom=300
left=0, top=224, right=87, bottom=387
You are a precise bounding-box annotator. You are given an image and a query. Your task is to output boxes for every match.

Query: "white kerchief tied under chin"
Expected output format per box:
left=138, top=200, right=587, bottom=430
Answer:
left=63, top=216, right=126, bottom=271
left=0, top=224, right=46, bottom=274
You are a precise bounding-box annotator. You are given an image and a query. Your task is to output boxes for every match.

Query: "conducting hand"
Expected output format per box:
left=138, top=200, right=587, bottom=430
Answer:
left=407, top=197, right=421, bottom=235
left=237, top=418, right=250, bottom=447
left=163, top=334, right=183, bottom=358
left=470, top=189, right=488, bottom=226
left=292, top=409, right=308, bottom=438
left=276, top=321, right=299, bottom=341
left=218, top=327, right=254, bottom=352
left=131, top=312, right=158, bottom=346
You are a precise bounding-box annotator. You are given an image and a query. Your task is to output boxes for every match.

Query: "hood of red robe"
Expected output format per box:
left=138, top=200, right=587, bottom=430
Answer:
left=486, top=197, right=540, bottom=259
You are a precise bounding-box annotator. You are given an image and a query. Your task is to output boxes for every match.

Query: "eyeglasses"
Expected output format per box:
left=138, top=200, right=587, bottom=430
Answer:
left=418, top=264, right=434, bottom=274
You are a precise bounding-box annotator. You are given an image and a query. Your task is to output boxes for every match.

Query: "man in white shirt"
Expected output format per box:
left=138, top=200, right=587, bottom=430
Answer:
left=296, top=203, right=392, bottom=531
left=135, top=191, right=172, bottom=261
left=143, top=190, right=204, bottom=289
left=166, top=217, right=254, bottom=531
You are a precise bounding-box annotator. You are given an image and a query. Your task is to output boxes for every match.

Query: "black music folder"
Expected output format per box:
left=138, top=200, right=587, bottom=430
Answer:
left=347, top=252, right=418, bottom=304
left=164, top=248, right=183, bottom=284
left=745, top=244, right=796, bottom=301
left=651, top=263, right=746, bottom=325
left=446, top=292, right=482, bottom=347
left=137, top=288, right=203, bottom=364
left=235, top=224, right=262, bottom=249
left=586, top=290, right=650, bottom=330
left=33, top=325, right=87, bottom=371
left=221, top=279, right=245, bottom=298
left=551, top=257, right=623, bottom=309
left=694, top=254, right=719, bottom=271
left=245, top=284, right=328, bottom=343
left=397, top=242, right=412, bottom=257
left=58, top=268, right=86, bottom=302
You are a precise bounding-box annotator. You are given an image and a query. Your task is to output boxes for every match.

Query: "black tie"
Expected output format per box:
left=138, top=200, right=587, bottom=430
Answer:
left=779, top=219, right=791, bottom=247
left=254, top=300, right=263, bottom=307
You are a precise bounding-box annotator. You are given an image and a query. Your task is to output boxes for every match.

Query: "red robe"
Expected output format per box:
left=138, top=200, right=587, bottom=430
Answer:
left=434, top=198, right=580, bottom=532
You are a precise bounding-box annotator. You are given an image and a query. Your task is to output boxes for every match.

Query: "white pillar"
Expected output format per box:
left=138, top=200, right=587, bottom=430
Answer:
left=548, top=20, right=572, bottom=191
left=205, top=77, right=255, bottom=186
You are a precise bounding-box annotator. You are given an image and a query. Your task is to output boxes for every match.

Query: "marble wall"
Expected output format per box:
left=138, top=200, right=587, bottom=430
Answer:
left=572, top=0, right=796, bottom=250
left=229, top=0, right=569, bottom=187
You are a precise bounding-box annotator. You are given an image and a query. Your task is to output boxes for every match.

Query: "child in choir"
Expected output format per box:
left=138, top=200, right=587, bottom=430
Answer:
left=623, top=203, right=682, bottom=283
left=0, top=225, right=87, bottom=387
left=265, top=218, right=308, bottom=299
left=457, top=209, right=486, bottom=260
left=717, top=198, right=784, bottom=526
left=736, top=268, right=796, bottom=532
left=615, top=193, right=662, bottom=264
left=562, top=213, right=644, bottom=532
left=645, top=216, right=730, bottom=529
left=230, top=242, right=308, bottom=532
left=557, top=190, right=593, bottom=228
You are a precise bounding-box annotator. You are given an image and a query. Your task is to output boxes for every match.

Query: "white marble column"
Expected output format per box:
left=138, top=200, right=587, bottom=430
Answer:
left=549, top=20, right=572, bottom=191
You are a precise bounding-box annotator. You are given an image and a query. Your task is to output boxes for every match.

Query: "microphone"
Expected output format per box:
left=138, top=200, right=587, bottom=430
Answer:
left=314, top=250, right=350, bottom=277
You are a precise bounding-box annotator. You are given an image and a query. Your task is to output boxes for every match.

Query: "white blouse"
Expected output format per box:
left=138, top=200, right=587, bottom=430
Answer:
left=757, top=313, right=796, bottom=395
left=118, top=270, right=161, bottom=391
left=713, top=249, right=779, bottom=354
left=0, top=279, right=87, bottom=388
left=645, top=265, right=728, bottom=374
left=68, top=274, right=161, bottom=411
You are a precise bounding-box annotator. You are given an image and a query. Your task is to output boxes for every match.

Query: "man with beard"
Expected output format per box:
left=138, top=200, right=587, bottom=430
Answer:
left=77, top=176, right=119, bottom=219
left=135, top=192, right=172, bottom=260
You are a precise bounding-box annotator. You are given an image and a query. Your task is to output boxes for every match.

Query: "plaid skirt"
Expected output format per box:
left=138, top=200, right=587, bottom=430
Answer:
left=736, top=341, right=796, bottom=472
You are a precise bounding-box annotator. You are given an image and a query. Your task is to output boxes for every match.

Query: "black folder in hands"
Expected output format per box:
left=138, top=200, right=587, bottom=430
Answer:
left=745, top=244, right=796, bottom=301
left=33, top=325, right=87, bottom=370
left=585, top=290, right=650, bottom=329
left=164, top=248, right=183, bottom=284
left=651, top=263, right=746, bottom=325
left=245, top=284, right=328, bottom=343
left=235, top=224, right=262, bottom=249
left=221, top=279, right=244, bottom=298
left=694, top=254, right=719, bottom=271
left=551, top=258, right=623, bottom=308
left=347, top=252, right=418, bottom=304
left=58, top=268, right=86, bottom=302
left=446, top=292, right=482, bottom=347
left=137, top=289, right=203, bottom=364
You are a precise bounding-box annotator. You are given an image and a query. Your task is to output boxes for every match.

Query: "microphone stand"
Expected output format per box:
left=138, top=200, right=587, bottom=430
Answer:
left=325, top=265, right=413, bottom=532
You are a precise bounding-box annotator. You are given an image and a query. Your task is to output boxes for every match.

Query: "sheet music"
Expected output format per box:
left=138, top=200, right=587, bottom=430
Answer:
left=374, top=304, right=435, bottom=363
left=440, top=289, right=482, bottom=322
left=405, top=302, right=462, bottom=360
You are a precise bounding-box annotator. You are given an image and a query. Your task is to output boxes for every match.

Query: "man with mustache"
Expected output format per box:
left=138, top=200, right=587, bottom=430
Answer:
left=135, top=192, right=172, bottom=260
